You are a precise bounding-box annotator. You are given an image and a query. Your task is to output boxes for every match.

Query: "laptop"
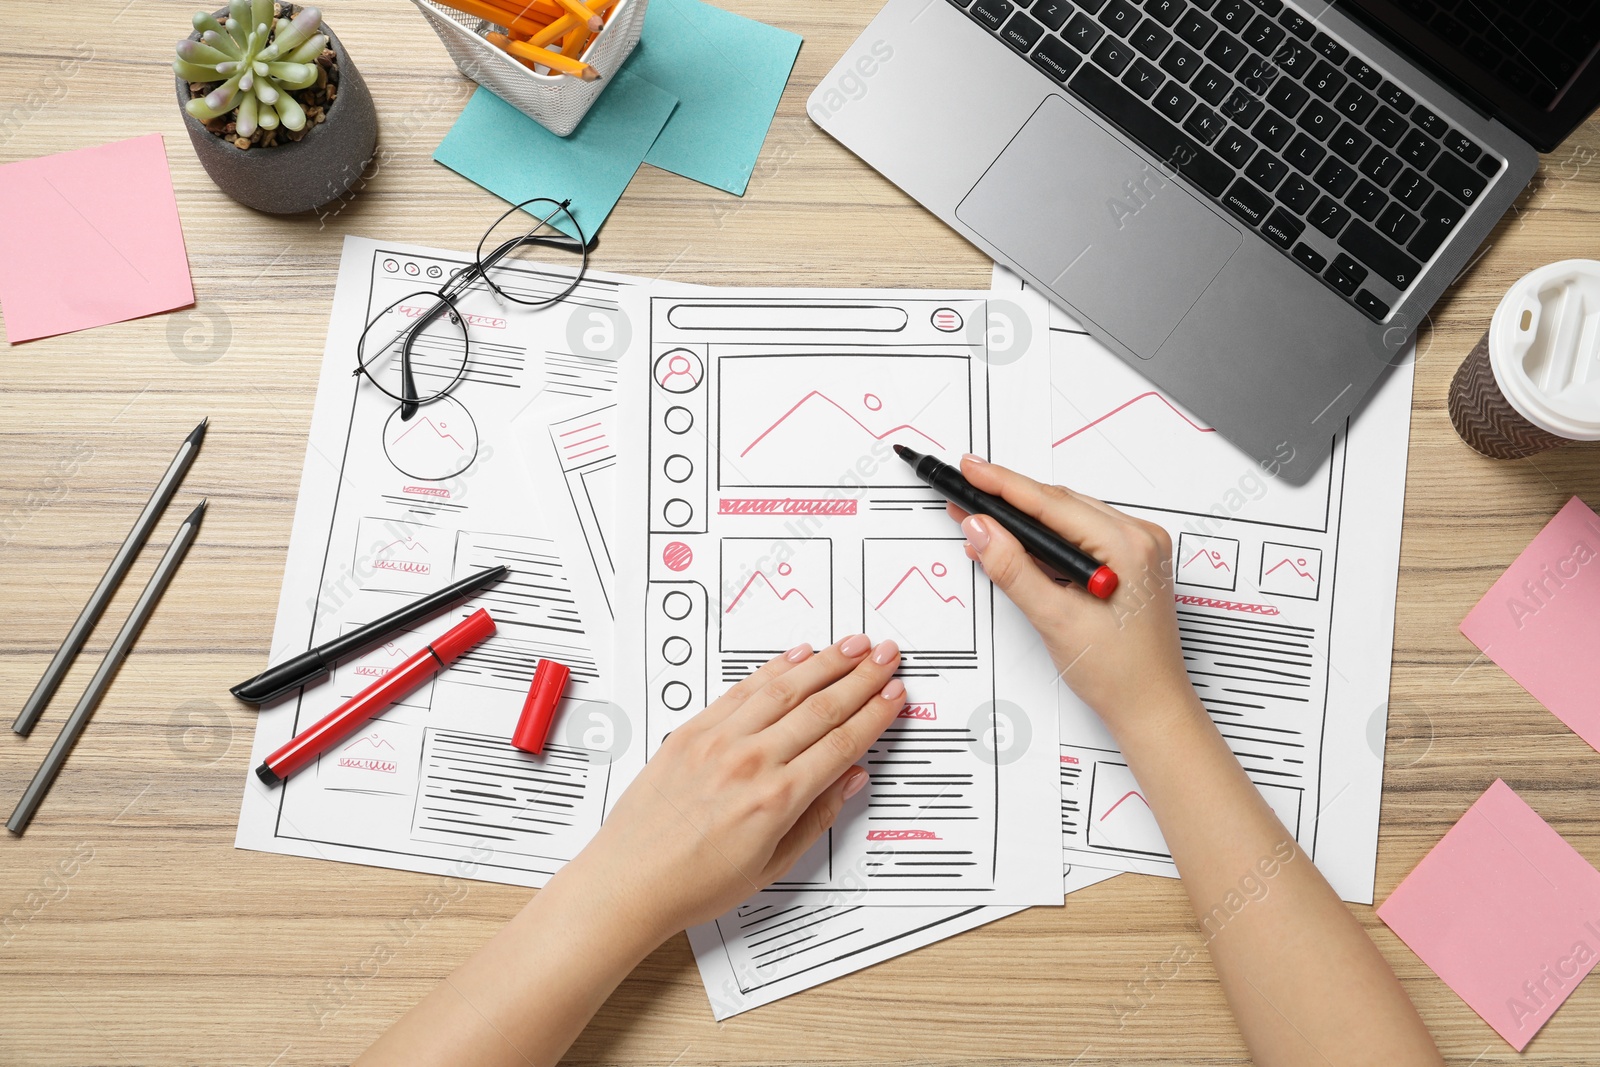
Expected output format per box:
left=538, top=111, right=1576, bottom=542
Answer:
left=809, top=0, right=1600, bottom=483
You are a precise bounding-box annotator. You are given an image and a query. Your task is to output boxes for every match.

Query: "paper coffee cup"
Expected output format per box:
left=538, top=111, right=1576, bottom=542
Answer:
left=1450, top=259, right=1600, bottom=459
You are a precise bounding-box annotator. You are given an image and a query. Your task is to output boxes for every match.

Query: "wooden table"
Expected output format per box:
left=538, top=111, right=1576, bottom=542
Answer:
left=3, top=2, right=1599, bottom=1063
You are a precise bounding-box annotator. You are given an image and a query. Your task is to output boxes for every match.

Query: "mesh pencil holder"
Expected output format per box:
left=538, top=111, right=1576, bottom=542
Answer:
left=411, top=0, right=648, bottom=136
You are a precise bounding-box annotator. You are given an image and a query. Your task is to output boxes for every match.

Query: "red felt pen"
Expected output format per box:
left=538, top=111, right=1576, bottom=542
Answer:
left=254, top=609, right=496, bottom=786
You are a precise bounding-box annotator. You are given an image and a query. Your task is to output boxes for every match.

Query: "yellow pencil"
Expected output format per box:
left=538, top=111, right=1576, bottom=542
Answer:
left=485, top=30, right=542, bottom=68
left=431, top=0, right=552, bottom=37
left=551, top=0, right=604, bottom=32
left=562, top=21, right=592, bottom=57
left=527, top=12, right=579, bottom=47
left=506, top=37, right=601, bottom=78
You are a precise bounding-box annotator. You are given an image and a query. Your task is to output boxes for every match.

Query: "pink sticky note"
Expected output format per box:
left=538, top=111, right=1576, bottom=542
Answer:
left=0, top=134, right=194, bottom=343
left=1378, top=780, right=1600, bottom=1050
left=1460, top=497, right=1600, bottom=752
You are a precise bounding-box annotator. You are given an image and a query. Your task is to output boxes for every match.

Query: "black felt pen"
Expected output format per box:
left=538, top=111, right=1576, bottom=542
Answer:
left=894, top=446, right=1119, bottom=599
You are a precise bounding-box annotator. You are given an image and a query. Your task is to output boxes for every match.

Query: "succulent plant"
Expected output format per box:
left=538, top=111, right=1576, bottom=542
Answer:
left=174, top=1, right=328, bottom=137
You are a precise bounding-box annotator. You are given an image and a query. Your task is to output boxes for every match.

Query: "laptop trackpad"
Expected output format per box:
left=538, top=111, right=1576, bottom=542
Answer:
left=956, top=95, right=1240, bottom=356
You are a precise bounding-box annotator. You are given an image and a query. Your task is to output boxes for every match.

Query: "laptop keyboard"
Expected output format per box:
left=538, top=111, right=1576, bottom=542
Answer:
left=951, top=0, right=1506, bottom=322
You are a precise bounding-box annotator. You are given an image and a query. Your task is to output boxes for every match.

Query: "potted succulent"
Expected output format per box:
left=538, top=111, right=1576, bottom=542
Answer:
left=174, top=1, right=378, bottom=214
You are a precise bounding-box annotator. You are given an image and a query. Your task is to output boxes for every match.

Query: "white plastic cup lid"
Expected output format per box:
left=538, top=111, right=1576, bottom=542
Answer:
left=1488, top=258, right=1600, bottom=441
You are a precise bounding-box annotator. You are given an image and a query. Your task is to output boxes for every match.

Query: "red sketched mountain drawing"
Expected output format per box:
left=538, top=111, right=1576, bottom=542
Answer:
left=1184, top=548, right=1231, bottom=572
left=725, top=570, right=814, bottom=613
left=874, top=566, right=966, bottom=612
left=739, top=391, right=945, bottom=458
left=1099, top=789, right=1153, bottom=822
left=343, top=733, right=397, bottom=754
left=1054, top=392, right=1216, bottom=447
left=393, top=416, right=467, bottom=451
left=1265, top=556, right=1317, bottom=581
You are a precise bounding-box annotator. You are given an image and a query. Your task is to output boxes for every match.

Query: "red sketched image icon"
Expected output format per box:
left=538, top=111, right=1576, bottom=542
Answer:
left=864, top=540, right=975, bottom=654
left=738, top=390, right=946, bottom=459
left=726, top=561, right=814, bottom=612
left=337, top=732, right=399, bottom=774
left=382, top=395, right=479, bottom=481
left=1175, top=533, right=1239, bottom=592
left=1258, top=543, right=1322, bottom=600
left=720, top=538, right=833, bottom=654
left=653, top=349, right=704, bottom=393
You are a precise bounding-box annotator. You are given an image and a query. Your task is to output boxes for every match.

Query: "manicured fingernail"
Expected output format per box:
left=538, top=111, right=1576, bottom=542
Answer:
left=963, top=453, right=988, bottom=467
left=838, top=634, right=871, bottom=657
left=785, top=643, right=812, bottom=662
left=880, top=678, right=905, bottom=701
left=871, top=639, right=899, bottom=665
left=962, top=515, right=990, bottom=552
left=842, top=768, right=868, bottom=799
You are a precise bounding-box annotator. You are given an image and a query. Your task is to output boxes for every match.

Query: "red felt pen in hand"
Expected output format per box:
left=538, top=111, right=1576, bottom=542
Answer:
left=254, top=609, right=496, bottom=786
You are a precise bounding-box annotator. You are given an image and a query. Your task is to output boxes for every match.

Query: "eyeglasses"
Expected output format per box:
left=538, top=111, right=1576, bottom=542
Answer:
left=354, top=197, right=595, bottom=421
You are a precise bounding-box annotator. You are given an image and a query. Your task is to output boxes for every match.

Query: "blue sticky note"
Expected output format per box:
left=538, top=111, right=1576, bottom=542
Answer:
left=626, top=0, right=803, bottom=196
left=433, top=72, right=678, bottom=240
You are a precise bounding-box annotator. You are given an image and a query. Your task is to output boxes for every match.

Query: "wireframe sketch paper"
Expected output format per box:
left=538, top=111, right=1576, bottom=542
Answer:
left=235, top=237, right=640, bottom=887
left=992, top=266, right=1414, bottom=905
left=1378, top=779, right=1600, bottom=1051
left=614, top=284, right=1065, bottom=907
left=1460, top=497, right=1600, bottom=753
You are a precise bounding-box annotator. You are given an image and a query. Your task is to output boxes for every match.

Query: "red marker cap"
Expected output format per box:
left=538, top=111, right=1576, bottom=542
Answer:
left=512, top=659, right=571, bottom=754
left=432, top=608, right=497, bottom=663
left=1087, top=565, right=1119, bottom=599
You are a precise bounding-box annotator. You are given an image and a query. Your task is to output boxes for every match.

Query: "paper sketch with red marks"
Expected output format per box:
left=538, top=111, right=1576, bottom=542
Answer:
left=739, top=390, right=946, bottom=458
left=726, top=567, right=815, bottom=612
left=1053, top=391, right=1216, bottom=446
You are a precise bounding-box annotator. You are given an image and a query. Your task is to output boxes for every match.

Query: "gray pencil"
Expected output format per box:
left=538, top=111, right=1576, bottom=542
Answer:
left=12, top=418, right=208, bottom=737
left=7, top=501, right=207, bottom=835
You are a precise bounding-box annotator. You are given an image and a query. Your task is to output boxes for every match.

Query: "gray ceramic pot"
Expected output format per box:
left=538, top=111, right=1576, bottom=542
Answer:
left=175, top=11, right=378, bottom=215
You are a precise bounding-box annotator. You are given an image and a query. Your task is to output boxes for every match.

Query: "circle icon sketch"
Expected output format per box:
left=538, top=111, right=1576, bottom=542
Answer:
left=931, top=307, right=963, bottom=332
left=662, top=681, right=693, bottom=712
left=662, top=590, right=694, bottom=620
left=664, top=406, right=694, bottom=434
left=662, top=498, right=693, bottom=528
left=654, top=349, right=704, bottom=393
left=662, top=541, right=693, bottom=571
left=382, top=396, right=479, bottom=481
left=663, top=454, right=693, bottom=483
left=661, top=636, right=692, bottom=665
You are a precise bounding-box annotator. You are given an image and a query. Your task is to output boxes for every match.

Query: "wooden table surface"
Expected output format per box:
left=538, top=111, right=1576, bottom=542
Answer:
left=3, top=1, right=1599, bottom=1063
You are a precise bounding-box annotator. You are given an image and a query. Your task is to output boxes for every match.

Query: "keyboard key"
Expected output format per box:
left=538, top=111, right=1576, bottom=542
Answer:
left=1183, top=103, right=1225, bottom=143
left=1154, top=81, right=1197, bottom=120
left=1079, top=0, right=1109, bottom=10
left=1296, top=100, right=1338, bottom=140
left=1358, top=147, right=1402, bottom=187
left=1376, top=80, right=1415, bottom=111
left=1192, top=65, right=1233, bottom=104
left=1391, top=169, right=1432, bottom=211
left=1344, top=57, right=1381, bottom=89
left=1068, top=64, right=1234, bottom=195
left=1175, top=10, right=1217, bottom=46
left=1340, top=218, right=1421, bottom=288
left=1034, top=0, right=1075, bottom=29
left=1123, top=57, right=1164, bottom=97
left=1346, top=178, right=1384, bottom=220
left=1213, top=0, right=1252, bottom=32
left=1428, top=151, right=1488, bottom=204
left=1420, top=189, right=1464, bottom=227
left=949, top=0, right=974, bottom=9
left=1314, top=157, right=1356, bottom=196
left=1440, top=129, right=1482, bottom=162
left=1265, top=77, right=1309, bottom=117
left=1245, top=0, right=1282, bottom=15
left=1397, top=129, right=1440, bottom=168
left=1277, top=173, right=1317, bottom=212
left=1291, top=242, right=1326, bottom=272
left=969, top=0, right=1013, bottom=29
left=1222, top=86, right=1264, bottom=125
left=1094, top=36, right=1137, bottom=74
left=1310, top=31, right=1348, bottom=64
left=1333, top=84, right=1377, bottom=123
left=1309, top=195, right=1350, bottom=237
left=1064, top=11, right=1107, bottom=50
left=1476, top=153, right=1501, bottom=177
left=1144, top=0, right=1184, bottom=26
left=1271, top=38, right=1315, bottom=77
left=1376, top=202, right=1420, bottom=243
left=1160, top=41, right=1202, bottom=81
left=1365, top=106, right=1406, bottom=147
left=1131, top=18, right=1174, bottom=57
left=1412, top=105, right=1448, bottom=137
left=1098, top=0, right=1141, bottom=35
left=1000, top=11, right=1047, bottom=52
left=1243, top=14, right=1284, bottom=52
left=1284, top=132, right=1326, bottom=173
left=1204, top=32, right=1247, bottom=71
left=1306, top=60, right=1347, bottom=101
left=1216, top=126, right=1258, bottom=167
left=1238, top=56, right=1277, bottom=95
left=1407, top=195, right=1460, bottom=259
left=1354, top=289, right=1390, bottom=319
left=1222, top=177, right=1273, bottom=223
left=1278, top=10, right=1313, bottom=40
left=1252, top=109, right=1293, bottom=150
left=1324, top=253, right=1366, bottom=295
left=1329, top=123, right=1372, bottom=164
left=1245, top=150, right=1289, bottom=191
left=1261, top=206, right=1303, bottom=247
left=1032, top=33, right=1084, bottom=81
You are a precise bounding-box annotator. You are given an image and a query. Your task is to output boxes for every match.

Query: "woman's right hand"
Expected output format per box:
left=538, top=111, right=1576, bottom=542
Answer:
left=947, top=455, right=1197, bottom=737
